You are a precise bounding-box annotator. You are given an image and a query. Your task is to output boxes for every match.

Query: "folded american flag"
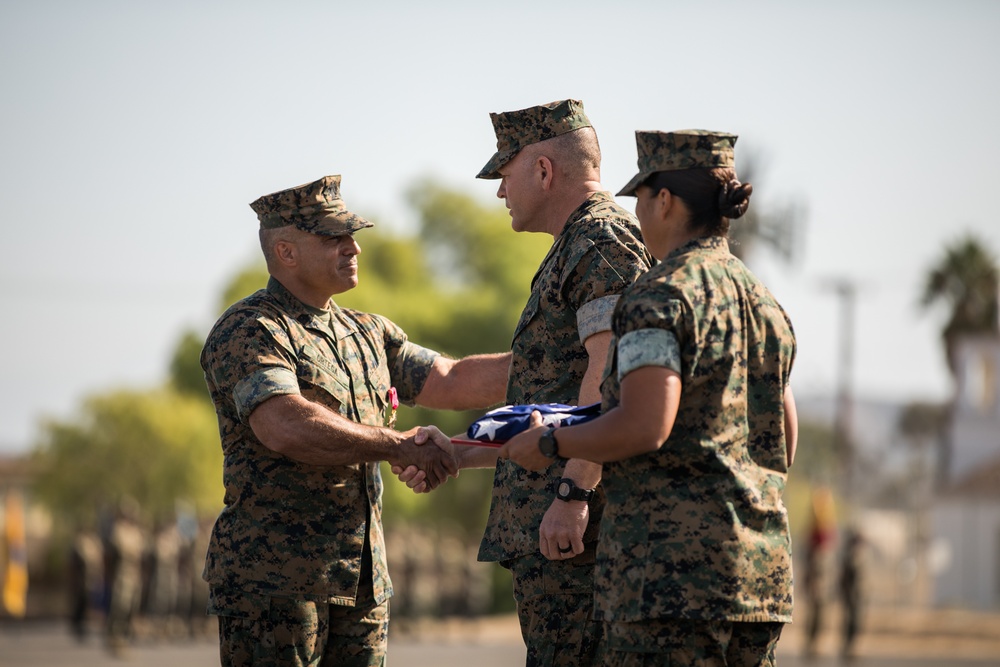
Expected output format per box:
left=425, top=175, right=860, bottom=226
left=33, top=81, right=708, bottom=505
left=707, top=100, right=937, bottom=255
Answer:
left=457, top=402, right=601, bottom=446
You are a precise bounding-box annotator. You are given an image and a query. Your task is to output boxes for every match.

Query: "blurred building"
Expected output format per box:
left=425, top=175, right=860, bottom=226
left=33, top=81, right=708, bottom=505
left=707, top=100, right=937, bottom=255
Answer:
left=932, top=335, right=1000, bottom=610
left=946, top=336, right=1000, bottom=480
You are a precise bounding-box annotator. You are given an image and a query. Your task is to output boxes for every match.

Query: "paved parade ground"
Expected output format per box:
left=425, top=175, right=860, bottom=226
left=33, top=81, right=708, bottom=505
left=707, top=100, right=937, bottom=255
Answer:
left=3, top=606, right=1000, bottom=667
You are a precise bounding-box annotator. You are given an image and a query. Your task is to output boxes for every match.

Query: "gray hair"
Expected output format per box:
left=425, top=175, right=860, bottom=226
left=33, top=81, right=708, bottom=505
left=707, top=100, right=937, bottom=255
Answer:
left=259, top=226, right=299, bottom=268
left=528, top=126, right=601, bottom=179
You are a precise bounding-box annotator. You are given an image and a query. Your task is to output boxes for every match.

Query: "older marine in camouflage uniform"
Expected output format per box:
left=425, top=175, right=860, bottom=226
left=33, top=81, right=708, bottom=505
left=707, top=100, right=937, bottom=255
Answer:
left=502, top=131, right=798, bottom=666
left=473, top=100, right=653, bottom=667
left=201, top=175, right=508, bottom=667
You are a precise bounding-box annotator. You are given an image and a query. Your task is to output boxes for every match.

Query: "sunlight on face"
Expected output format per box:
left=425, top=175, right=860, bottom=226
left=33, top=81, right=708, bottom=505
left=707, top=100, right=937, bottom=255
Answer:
left=496, top=150, right=543, bottom=233
left=296, top=232, right=362, bottom=296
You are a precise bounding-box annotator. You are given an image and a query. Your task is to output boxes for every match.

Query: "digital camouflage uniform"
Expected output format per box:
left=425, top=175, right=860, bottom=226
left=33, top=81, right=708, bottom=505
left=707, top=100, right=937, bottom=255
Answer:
left=477, top=100, right=653, bottom=667
left=200, top=175, right=439, bottom=667
left=597, top=131, right=797, bottom=666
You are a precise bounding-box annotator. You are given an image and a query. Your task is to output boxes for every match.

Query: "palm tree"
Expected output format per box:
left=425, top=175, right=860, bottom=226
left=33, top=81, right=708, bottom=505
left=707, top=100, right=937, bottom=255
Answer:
left=920, top=234, right=999, bottom=375
left=919, top=234, right=998, bottom=488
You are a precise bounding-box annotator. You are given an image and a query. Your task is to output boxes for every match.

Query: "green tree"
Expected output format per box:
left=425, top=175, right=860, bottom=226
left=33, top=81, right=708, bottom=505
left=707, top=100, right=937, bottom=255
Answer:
left=220, top=263, right=269, bottom=314
left=31, top=388, right=223, bottom=526
left=165, top=261, right=275, bottom=403
left=168, top=329, right=211, bottom=399
left=339, top=181, right=549, bottom=358
left=729, top=149, right=807, bottom=266
left=920, top=234, right=999, bottom=374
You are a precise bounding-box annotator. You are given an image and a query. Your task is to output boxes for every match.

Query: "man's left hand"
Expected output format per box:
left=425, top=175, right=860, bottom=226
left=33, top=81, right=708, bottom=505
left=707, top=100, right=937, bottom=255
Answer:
left=539, top=499, right=588, bottom=560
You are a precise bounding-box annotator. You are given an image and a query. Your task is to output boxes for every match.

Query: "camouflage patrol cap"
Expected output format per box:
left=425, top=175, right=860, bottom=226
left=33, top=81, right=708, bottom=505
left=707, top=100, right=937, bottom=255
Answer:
left=477, top=99, right=592, bottom=180
left=616, top=130, right=738, bottom=197
left=249, top=175, right=374, bottom=236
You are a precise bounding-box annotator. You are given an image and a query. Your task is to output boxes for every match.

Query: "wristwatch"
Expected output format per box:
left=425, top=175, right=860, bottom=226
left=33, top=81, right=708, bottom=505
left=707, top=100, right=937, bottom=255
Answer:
left=538, top=427, right=561, bottom=459
left=556, top=477, right=595, bottom=502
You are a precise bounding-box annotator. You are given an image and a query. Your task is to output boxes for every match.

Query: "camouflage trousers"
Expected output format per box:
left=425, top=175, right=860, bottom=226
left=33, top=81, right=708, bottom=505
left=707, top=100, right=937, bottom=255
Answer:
left=506, top=546, right=602, bottom=667
left=209, top=587, right=388, bottom=667
left=601, top=617, right=784, bottom=667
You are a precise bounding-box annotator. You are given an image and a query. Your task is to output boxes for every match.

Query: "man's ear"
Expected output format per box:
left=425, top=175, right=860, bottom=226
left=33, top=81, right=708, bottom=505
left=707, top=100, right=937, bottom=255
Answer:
left=536, top=155, right=554, bottom=191
left=274, top=239, right=298, bottom=267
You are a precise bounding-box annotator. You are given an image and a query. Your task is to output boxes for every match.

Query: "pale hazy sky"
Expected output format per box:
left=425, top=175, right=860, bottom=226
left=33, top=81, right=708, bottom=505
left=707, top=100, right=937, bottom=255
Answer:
left=2, top=1, right=998, bottom=453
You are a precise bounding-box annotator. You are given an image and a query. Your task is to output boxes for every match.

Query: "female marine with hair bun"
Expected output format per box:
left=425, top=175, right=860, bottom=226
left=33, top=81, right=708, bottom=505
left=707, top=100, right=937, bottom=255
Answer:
left=501, top=130, right=799, bottom=666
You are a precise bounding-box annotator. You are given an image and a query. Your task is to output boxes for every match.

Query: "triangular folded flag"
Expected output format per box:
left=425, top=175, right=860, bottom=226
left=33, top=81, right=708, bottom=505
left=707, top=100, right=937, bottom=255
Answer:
left=457, top=402, right=601, bottom=446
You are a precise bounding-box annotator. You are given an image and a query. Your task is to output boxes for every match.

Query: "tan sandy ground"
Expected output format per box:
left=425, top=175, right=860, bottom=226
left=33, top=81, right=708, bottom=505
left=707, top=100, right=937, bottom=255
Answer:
left=1, top=606, right=999, bottom=666
left=392, top=605, right=1000, bottom=662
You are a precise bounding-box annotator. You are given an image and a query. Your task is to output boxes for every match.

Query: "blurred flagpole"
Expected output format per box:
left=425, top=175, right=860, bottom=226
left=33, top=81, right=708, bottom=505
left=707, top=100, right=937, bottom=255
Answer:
left=2, top=489, right=28, bottom=617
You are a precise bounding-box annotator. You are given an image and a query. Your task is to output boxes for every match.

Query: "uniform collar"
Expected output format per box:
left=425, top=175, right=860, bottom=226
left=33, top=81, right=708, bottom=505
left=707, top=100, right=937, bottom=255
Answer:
left=266, top=277, right=355, bottom=336
left=564, top=190, right=613, bottom=229
left=533, top=191, right=616, bottom=287
left=665, top=235, right=730, bottom=262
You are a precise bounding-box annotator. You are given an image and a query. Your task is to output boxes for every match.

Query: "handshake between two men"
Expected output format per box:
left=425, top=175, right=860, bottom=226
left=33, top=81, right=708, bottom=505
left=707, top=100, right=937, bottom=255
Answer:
left=388, top=425, right=458, bottom=492
left=391, top=401, right=602, bottom=492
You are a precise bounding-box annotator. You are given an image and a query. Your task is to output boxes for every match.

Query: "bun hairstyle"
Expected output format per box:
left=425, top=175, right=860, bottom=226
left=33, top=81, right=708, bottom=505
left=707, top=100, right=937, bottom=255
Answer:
left=644, top=167, right=752, bottom=237
left=719, top=178, right=753, bottom=220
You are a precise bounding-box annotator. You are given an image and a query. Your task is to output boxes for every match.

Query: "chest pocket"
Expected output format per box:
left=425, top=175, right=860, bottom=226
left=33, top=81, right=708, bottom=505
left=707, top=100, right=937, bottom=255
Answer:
left=297, top=347, right=352, bottom=416
left=511, top=287, right=541, bottom=343
left=358, top=340, right=390, bottom=418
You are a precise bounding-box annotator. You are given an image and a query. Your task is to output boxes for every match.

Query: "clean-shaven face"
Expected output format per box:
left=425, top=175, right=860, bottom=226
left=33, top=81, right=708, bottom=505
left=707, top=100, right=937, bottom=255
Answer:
left=495, top=148, right=545, bottom=233
left=295, top=230, right=362, bottom=296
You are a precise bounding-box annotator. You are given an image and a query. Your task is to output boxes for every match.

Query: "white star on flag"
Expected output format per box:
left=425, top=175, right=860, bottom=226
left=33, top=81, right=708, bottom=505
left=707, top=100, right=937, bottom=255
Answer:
left=540, top=412, right=571, bottom=427
left=471, top=418, right=506, bottom=441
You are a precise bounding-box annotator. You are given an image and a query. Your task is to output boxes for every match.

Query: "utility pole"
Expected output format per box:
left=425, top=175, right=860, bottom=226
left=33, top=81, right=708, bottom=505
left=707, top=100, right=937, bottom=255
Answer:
left=822, top=278, right=859, bottom=503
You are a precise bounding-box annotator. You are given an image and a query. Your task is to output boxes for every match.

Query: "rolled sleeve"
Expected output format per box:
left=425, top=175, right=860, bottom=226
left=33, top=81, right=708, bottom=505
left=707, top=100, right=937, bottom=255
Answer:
left=617, top=328, right=682, bottom=380
left=202, top=310, right=301, bottom=424
left=233, top=367, right=300, bottom=421
left=577, top=295, right=619, bottom=343
left=390, top=341, right=440, bottom=405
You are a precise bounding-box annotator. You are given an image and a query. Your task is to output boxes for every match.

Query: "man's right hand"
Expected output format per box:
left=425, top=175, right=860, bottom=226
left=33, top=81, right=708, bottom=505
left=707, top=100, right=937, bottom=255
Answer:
left=390, top=426, right=458, bottom=492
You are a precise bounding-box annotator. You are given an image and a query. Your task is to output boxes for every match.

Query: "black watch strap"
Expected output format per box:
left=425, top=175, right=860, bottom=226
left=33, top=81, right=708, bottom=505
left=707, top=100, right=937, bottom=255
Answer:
left=538, top=427, right=560, bottom=459
left=556, top=477, right=595, bottom=502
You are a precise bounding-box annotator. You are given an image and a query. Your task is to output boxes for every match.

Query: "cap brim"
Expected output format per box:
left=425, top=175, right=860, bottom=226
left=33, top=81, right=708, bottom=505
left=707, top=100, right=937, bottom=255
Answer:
left=476, top=148, right=518, bottom=180
left=615, top=171, right=648, bottom=198
left=298, top=211, right=374, bottom=236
